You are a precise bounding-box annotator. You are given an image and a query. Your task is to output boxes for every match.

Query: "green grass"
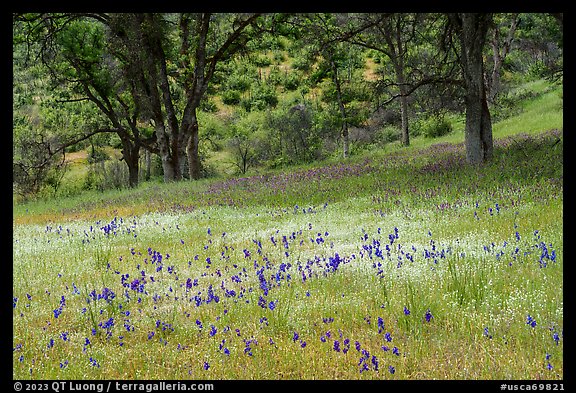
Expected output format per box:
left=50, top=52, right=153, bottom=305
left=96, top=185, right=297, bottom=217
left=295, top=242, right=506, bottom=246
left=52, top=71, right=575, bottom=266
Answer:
left=13, top=128, right=563, bottom=380
left=13, top=79, right=563, bottom=380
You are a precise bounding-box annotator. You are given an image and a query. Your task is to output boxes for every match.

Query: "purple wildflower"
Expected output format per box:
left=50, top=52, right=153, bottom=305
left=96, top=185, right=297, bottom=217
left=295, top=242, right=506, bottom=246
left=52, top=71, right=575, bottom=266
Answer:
left=377, top=317, right=385, bottom=333
left=333, top=340, right=341, bottom=352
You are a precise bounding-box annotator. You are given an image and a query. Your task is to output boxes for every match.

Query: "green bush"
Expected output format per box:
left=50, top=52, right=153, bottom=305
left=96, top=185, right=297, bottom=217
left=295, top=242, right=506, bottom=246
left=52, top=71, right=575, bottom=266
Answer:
left=226, top=74, right=253, bottom=92
left=414, top=115, right=453, bottom=138
left=241, top=84, right=278, bottom=111
left=252, top=54, right=272, bottom=68
left=221, top=90, right=242, bottom=105
left=377, top=126, right=402, bottom=144
left=282, top=72, right=300, bottom=91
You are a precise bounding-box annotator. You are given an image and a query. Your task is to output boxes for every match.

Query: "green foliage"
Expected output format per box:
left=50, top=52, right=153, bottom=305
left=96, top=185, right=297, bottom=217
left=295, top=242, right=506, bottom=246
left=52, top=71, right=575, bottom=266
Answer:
left=413, top=114, right=453, bottom=139
left=224, top=72, right=254, bottom=93
left=13, top=12, right=563, bottom=194
left=241, top=83, right=279, bottom=112
left=13, top=129, right=563, bottom=379
left=221, top=89, right=242, bottom=105
left=377, top=126, right=402, bottom=144
left=251, top=54, right=272, bottom=67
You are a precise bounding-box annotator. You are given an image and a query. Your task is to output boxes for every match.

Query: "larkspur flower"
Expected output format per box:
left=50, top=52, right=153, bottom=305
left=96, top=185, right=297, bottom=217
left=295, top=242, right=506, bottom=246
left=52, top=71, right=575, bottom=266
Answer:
left=546, top=353, right=553, bottom=370
left=384, top=332, right=392, bottom=342
left=333, top=340, right=341, bottom=352
left=293, top=331, right=299, bottom=342
left=100, top=317, right=114, bottom=330
left=89, top=357, right=100, bottom=368
left=388, top=365, right=395, bottom=374
left=425, top=309, right=433, bottom=323
left=526, top=315, right=537, bottom=328
left=377, top=317, right=385, bottom=333
left=343, top=338, right=350, bottom=353
left=403, top=306, right=410, bottom=316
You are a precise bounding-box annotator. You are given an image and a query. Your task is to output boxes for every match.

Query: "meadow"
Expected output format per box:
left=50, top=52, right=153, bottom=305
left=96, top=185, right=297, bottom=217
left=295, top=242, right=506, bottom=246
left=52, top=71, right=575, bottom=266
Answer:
left=13, top=126, right=563, bottom=379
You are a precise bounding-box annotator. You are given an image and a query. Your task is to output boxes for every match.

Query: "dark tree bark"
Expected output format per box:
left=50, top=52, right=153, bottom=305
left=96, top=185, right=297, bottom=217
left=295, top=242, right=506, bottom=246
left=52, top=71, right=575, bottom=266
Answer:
left=488, top=14, right=519, bottom=104
left=449, top=13, right=494, bottom=165
left=17, top=13, right=263, bottom=185
left=329, top=59, right=350, bottom=158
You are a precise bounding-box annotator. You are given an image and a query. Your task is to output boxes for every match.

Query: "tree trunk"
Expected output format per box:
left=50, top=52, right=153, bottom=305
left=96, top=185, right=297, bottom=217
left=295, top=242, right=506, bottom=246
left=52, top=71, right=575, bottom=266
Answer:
left=118, top=131, right=140, bottom=188
left=391, top=16, right=410, bottom=147
left=330, top=60, right=349, bottom=158
left=154, top=122, right=176, bottom=182
left=399, top=93, right=410, bottom=146
left=126, top=153, right=140, bottom=188
left=464, top=85, right=493, bottom=164
left=144, top=148, right=151, bottom=181
left=488, top=14, right=519, bottom=104
left=454, top=13, right=494, bottom=165
left=395, top=67, right=410, bottom=146
left=186, top=114, right=202, bottom=180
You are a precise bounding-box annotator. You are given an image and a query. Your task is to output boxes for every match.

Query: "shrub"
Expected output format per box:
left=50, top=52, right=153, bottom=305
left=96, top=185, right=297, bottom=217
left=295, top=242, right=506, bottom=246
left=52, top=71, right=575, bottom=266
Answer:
left=414, top=115, right=453, bottom=139
left=241, top=84, right=278, bottom=111
left=221, top=90, right=242, bottom=106
left=377, top=126, right=402, bottom=144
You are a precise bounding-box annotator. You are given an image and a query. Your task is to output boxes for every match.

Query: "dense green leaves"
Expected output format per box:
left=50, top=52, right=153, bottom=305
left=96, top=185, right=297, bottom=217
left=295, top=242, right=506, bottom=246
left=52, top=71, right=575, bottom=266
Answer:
left=13, top=13, right=563, bottom=198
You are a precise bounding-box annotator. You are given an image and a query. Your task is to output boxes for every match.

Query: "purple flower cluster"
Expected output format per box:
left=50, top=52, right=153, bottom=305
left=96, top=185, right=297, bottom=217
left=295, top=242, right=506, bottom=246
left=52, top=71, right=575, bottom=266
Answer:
left=13, top=196, right=563, bottom=378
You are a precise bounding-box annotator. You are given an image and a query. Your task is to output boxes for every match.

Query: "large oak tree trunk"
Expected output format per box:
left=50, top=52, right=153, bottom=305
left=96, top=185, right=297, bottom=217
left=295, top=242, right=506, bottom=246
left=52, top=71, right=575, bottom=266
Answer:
left=453, top=13, right=494, bottom=165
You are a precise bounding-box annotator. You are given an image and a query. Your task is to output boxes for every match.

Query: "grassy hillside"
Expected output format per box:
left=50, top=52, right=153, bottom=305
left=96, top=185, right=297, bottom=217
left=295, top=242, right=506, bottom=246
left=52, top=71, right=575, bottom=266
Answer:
left=13, top=78, right=563, bottom=222
left=13, top=117, right=563, bottom=380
